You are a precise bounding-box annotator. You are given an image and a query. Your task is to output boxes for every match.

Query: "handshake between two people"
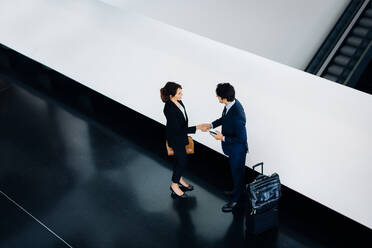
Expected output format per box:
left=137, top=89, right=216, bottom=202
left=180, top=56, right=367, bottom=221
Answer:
left=195, top=123, right=224, bottom=141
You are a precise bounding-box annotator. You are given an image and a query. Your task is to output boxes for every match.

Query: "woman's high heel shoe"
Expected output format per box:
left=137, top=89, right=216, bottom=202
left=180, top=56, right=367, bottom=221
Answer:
left=178, top=184, right=194, bottom=192
left=170, top=186, right=188, bottom=199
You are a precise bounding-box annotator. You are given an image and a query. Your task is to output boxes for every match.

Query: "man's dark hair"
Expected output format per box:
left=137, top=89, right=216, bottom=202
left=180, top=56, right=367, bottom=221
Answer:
left=216, top=83, right=235, bottom=101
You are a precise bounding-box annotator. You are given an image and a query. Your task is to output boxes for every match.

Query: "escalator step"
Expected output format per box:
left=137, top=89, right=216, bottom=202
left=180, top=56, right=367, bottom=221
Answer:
left=327, top=65, right=345, bottom=76
left=334, top=55, right=351, bottom=66
left=323, top=74, right=338, bottom=82
left=352, top=26, right=369, bottom=37
left=346, top=36, right=363, bottom=47
left=340, top=46, right=357, bottom=56
left=359, top=17, right=372, bottom=28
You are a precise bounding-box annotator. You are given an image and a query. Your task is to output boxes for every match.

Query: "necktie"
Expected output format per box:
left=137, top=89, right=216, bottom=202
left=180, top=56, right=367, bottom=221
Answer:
left=222, top=106, right=227, bottom=117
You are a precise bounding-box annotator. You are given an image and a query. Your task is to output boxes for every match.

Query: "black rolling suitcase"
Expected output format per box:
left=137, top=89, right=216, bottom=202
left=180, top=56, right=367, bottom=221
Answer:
left=246, top=205, right=278, bottom=235
left=245, top=162, right=281, bottom=234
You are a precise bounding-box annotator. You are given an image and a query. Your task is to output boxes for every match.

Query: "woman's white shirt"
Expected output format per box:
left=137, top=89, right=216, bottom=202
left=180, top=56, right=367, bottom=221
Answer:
left=177, top=104, right=187, bottom=120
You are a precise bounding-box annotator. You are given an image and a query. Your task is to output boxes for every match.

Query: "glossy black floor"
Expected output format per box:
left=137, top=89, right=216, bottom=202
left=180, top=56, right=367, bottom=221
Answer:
left=1, top=45, right=371, bottom=248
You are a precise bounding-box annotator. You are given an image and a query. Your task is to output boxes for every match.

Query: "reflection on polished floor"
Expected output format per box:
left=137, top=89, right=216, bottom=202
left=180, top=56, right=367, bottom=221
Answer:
left=0, top=76, right=371, bottom=248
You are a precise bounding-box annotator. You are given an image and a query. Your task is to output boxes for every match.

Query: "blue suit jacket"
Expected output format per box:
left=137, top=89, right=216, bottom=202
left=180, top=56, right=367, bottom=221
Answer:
left=212, top=99, right=248, bottom=156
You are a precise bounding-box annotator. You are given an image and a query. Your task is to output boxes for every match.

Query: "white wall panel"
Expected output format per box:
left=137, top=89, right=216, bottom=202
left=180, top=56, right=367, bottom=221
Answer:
left=98, top=0, right=350, bottom=69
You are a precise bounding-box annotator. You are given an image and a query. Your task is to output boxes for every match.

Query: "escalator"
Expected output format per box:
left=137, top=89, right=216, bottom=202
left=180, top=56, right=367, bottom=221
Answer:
left=306, top=0, right=372, bottom=94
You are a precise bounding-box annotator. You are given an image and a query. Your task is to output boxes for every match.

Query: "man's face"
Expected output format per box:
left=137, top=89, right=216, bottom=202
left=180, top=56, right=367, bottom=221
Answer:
left=217, top=95, right=223, bottom=104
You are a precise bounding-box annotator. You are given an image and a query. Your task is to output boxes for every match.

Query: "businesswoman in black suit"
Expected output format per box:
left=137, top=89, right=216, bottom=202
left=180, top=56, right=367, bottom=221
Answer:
left=161, top=82, right=206, bottom=198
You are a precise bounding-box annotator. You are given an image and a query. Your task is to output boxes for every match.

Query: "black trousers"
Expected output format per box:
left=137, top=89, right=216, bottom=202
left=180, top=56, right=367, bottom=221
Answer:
left=172, top=144, right=188, bottom=183
left=228, top=147, right=247, bottom=202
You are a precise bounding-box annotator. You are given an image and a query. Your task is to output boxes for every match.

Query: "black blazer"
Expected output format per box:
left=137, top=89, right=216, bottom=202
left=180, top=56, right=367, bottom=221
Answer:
left=164, top=100, right=196, bottom=148
left=212, top=99, right=248, bottom=155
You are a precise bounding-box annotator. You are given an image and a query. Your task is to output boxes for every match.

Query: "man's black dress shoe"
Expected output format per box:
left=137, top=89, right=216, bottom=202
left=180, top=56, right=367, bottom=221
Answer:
left=178, top=184, right=194, bottom=192
left=222, top=202, right=238, bottom=212
left=170, top=186, right=188, bottom=199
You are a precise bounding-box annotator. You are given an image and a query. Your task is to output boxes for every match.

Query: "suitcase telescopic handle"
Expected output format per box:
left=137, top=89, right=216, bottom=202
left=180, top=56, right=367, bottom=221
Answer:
left=252, top=162, right=264, bottom=174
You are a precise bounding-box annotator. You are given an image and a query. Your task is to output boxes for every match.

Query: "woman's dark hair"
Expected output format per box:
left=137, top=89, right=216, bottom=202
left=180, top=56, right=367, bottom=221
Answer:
left=216, top=83, right=235, bottom=101
left=160, top=82, right=182, bottom=103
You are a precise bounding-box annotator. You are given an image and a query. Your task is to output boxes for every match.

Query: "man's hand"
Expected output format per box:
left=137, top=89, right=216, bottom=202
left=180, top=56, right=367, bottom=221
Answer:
left=210, top=130, right=223, bottom=141
left=197, top=123, right=211, bottom=132
left=202, top=123, right=211, bottom=132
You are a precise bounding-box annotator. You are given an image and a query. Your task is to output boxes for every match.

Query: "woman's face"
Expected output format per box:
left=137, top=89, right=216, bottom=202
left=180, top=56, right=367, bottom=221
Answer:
left=171, top=88, right=183, bottom=101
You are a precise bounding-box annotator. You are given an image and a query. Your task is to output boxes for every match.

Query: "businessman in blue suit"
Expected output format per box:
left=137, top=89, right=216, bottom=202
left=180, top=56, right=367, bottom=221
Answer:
left=208, top=83, right=248, bottom=212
